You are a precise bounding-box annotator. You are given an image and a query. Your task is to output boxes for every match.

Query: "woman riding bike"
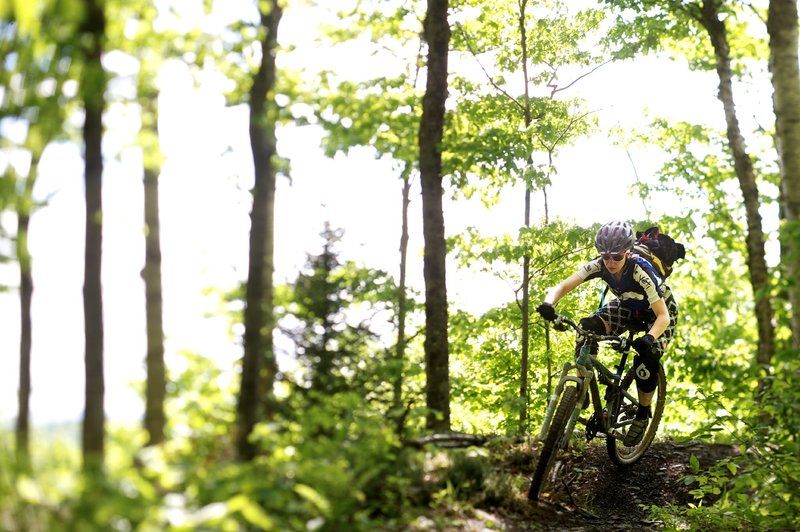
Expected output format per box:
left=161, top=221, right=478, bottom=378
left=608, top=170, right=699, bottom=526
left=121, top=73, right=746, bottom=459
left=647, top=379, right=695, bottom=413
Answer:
left=536, top=221, right=679, bottom=446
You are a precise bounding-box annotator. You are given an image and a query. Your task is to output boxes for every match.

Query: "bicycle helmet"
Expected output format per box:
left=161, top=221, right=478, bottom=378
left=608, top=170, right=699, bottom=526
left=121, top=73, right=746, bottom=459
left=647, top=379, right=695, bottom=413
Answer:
left=595, top=221, right=635, bottom=253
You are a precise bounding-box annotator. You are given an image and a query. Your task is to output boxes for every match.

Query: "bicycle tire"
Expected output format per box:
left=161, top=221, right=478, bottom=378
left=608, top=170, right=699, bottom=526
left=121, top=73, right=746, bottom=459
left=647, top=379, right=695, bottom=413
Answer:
left=606, top=364, right=666, bottom=466
left=528, top=385, right=578, bottom=501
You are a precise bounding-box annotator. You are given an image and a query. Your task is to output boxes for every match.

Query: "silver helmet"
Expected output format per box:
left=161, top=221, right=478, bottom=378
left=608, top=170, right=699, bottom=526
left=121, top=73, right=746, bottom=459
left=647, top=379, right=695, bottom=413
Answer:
left=595, top=221, right=635, bottom=253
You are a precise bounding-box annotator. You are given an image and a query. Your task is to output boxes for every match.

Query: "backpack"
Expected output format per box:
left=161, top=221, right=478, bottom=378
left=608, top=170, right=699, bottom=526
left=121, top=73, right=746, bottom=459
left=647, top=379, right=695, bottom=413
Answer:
left=633, top=226, right=686, bottom=279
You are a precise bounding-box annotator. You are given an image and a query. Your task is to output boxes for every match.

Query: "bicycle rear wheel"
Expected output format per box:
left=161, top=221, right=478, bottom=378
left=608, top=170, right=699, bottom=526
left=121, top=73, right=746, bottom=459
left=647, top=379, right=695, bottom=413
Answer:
left=528, top=385, right=578, bottom=501
left=606, top=365, right=666, bottom=466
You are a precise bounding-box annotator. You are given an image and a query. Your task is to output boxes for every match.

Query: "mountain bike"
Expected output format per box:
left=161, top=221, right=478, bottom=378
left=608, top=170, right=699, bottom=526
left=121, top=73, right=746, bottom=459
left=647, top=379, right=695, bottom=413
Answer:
left=527, top=313, right=666, bottom=501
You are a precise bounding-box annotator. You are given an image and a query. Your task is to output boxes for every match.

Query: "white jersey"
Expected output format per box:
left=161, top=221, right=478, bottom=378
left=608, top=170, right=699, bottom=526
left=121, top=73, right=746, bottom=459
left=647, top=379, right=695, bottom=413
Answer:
left=576, top=255, right=663, bottom=310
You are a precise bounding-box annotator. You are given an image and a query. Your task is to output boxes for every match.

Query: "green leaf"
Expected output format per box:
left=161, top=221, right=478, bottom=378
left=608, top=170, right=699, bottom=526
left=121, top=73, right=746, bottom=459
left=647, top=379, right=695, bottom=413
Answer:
left=228, top=495, right=275, bottom=530
left=689, top=454, right=700, bottom=472
left=294, top=483, right=331, bottom=516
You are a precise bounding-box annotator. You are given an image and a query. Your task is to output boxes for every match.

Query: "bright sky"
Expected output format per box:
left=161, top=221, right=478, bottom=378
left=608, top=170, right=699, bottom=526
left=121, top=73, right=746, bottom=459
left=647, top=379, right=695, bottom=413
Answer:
left=0, top=4, right=765, bottom=427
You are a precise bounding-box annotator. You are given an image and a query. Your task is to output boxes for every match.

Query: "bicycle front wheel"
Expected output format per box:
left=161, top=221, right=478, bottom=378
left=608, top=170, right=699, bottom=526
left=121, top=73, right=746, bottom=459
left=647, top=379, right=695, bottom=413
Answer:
left=528, top=385, right=578, bottom=501
left=606, top=365, right=666, bottom=466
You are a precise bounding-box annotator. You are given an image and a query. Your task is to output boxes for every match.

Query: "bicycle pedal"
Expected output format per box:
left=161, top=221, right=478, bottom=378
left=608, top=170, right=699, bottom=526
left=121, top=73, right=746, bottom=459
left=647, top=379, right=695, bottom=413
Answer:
left=585, top=413, right=601, bottom=441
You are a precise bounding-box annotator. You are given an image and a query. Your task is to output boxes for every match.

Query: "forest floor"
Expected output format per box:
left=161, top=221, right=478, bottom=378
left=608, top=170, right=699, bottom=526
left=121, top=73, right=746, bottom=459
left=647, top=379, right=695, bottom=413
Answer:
left=418, top=439, right=740, bottom=531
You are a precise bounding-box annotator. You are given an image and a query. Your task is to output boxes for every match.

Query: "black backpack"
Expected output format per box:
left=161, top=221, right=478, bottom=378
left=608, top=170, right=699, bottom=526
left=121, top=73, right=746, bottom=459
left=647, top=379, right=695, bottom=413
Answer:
left=633, top=226, right=686, bottom=279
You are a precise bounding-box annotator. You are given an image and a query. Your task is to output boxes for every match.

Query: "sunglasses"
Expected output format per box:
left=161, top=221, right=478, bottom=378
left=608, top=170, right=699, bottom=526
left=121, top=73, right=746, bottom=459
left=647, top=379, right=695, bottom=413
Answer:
left=601, top=252, right=626, bottom=262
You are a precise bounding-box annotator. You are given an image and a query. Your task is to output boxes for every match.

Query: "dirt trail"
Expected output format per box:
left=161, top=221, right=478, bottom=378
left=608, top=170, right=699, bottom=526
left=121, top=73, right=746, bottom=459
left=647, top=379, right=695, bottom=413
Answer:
left=484, top=440, right=739, bottom=531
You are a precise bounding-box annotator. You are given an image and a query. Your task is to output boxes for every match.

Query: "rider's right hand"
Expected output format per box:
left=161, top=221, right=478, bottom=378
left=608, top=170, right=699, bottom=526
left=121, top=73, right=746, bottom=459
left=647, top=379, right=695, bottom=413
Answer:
left=536, top=302, right=557, bottom=321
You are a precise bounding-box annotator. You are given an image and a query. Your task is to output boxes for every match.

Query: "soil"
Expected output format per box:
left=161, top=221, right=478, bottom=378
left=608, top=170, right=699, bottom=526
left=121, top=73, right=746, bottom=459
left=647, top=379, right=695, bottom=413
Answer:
left=457, top=440, right=739, bottom=531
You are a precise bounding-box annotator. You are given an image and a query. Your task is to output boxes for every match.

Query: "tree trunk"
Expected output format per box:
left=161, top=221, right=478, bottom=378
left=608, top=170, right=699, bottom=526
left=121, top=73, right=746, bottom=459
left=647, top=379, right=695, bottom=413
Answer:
left=393, top=176, right=411, bottom=415
left=142, top=89, right=166, bottom=445
left=419, top=0, right=451, bottom=432
left=392, top=175, right=411, bottom=435
left=12, top=35, right=68, bottom=463
left=698, top=2, right=776, bottom=383
left=768, top=0, right=800, bottom=349
left=80, top=0, right=107, bottom=471
left=517, top=0, right=532, bottom=436
left=237, top=0, right=282, bottom=461
left=519, top=200, right=531, bottom=435
left=15, top=163, right=36, bottom=464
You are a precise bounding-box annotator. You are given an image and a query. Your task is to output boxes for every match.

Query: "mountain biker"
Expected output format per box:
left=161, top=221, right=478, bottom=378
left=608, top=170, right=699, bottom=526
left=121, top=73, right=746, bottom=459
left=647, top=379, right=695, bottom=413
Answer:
left=536, top=220, right=679, bottom=446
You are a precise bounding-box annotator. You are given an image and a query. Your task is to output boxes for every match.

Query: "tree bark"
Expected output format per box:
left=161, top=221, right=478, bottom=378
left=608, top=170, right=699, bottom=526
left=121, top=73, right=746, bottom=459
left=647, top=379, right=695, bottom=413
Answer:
left=15, top=163, right=36, bottom=464
left=517, top=0, right=533, bottom=436
left=80, top=0, right=107, bottom=471
left=393, top=175, right=411, bottom=423
left=142, top=97, right=166, bottom=445
left=12, top=34, right=68, bottom=464
left=237, top=0, right=282, bottom=461
left=698, top=2, right=776, bottom=382
left=768, top=0, right=800, bottom=349
left=419, top=0, right=451, bottom=432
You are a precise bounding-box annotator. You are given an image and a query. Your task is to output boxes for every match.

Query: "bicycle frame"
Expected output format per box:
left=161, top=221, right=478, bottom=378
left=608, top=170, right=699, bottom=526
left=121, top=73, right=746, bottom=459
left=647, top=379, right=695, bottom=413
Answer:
left=536, top=316, right=640, bottom=444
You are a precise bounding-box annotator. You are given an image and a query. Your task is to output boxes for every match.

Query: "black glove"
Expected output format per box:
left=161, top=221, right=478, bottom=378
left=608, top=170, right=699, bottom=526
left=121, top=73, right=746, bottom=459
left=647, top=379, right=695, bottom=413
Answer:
left=632, top=334, right=655, bottom=357
left=536, top=302, right=557, bottom=321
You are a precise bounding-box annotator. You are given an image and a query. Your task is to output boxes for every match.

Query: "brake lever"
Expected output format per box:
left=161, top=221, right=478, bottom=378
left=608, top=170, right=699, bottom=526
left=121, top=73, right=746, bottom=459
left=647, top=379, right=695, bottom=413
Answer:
left=617, top=336, right=628, bottom=351
left=553, top=315, right=569, bottom=332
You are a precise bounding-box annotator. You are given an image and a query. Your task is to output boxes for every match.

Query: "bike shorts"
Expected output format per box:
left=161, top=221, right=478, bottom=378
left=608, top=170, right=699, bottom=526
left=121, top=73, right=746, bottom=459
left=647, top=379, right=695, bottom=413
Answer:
left=593, top=286, right=679, bottom=360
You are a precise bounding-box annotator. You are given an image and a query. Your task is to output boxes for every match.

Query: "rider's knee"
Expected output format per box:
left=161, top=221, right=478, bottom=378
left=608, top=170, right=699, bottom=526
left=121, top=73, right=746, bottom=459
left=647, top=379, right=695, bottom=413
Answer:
left=579, top=315, right=606, bottom=334
left=576, top=315, right=605, bottom=356
left=633, top=352, right=660, bottom=393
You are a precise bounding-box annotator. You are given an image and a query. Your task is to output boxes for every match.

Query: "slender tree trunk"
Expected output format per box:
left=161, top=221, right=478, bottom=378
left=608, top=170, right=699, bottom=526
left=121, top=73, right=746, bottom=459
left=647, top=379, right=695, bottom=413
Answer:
left=12, top=35, right=67, bottom=464
left=393, top=176, right=411, bottom=417
left=142, top=88, right=166, bottom=445
left=517, top=0, right=532, bottom=436
left=768, top=0, right=800, bottom=349
left=237, top=0, right=282, bottom=461
left=519, top=197, right=531, bottom=435
left=419, top=0, right=451, bottom=432
left=15, top=164, right=36, bottom=464
left=80, top=0, right=107, bottom=471
left=698, top=2, right=776, bottom=385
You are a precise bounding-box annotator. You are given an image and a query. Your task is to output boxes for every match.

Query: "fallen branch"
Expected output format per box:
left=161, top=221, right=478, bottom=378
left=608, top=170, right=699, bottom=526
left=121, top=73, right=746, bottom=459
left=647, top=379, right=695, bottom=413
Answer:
left=403, top=432, right=489, bottom=449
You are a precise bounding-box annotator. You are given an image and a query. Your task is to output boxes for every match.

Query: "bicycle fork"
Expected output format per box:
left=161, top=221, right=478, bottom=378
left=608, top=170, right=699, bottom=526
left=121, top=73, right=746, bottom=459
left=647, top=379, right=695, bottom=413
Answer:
left=536, top=360, right=591, bottom=444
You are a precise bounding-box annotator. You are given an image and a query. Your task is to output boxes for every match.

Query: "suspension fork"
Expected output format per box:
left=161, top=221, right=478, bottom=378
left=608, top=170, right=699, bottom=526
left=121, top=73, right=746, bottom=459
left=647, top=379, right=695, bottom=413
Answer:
left=561, top=369, right=596, bottom=448
left=536, top=351, right=600, bottom=444
left=536, top=360, right=585, bottom=441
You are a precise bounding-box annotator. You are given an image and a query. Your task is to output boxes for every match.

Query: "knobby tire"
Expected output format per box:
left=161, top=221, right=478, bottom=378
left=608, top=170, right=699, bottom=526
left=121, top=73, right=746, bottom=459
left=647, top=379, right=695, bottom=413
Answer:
left=528, top=385, right=578, bottom=501
left=606, top=365, right=666, bottom=466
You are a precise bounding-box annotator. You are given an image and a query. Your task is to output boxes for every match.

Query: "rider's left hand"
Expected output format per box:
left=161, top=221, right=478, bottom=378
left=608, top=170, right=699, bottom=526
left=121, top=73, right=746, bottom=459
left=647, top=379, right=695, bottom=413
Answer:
left=632, top=334, right=655, bottom=356
left=536, top=302, right=557, bottom=321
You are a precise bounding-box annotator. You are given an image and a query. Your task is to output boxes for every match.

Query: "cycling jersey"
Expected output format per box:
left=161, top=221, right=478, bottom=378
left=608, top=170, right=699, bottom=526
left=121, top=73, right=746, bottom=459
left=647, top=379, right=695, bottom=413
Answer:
left=576, top=254, right=664, bottom=311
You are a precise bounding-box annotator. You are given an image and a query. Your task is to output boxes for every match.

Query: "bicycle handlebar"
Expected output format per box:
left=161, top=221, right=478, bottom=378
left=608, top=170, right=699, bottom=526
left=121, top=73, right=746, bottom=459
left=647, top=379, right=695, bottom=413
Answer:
left=550, top=313, right=629, bottom=350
